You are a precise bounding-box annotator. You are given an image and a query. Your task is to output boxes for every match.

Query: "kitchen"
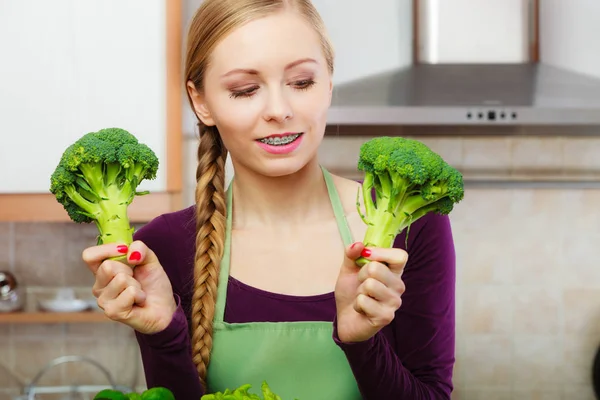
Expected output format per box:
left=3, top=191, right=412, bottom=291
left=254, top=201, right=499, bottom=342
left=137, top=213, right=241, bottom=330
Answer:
left=2, top=0, right=600, bottom=399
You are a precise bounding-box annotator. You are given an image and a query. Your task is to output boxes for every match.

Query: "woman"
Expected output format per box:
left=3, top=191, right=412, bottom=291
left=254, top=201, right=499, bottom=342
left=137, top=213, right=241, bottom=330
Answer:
left=82, top=0, right=456, bottom=399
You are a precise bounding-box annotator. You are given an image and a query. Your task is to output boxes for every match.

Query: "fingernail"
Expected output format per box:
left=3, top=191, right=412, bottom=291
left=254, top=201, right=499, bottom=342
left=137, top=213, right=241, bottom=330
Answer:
left=351, top=242, right=360, bottom=249
left=361, top=248, right=372, bottom=258
left=129, top=251, right=141, bottom=261
left=117, top=245, right=128, bottom=253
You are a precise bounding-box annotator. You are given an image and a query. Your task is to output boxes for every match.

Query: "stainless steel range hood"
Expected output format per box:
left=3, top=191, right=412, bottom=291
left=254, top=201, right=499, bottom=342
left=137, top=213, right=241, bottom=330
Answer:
left=328, top=63, right=600, bottom=125
left=327, top=1, right=600, bottom=126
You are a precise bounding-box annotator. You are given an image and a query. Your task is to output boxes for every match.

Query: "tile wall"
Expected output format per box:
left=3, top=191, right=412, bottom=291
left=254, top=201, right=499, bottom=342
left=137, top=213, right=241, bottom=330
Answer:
left=2, top=125, right=600, bottom=399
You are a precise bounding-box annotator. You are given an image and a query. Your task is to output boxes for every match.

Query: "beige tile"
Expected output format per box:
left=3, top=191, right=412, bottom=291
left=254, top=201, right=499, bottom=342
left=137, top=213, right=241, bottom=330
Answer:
left=14, top=223, right=67, bottom=286
left=109, top=341, right=144, bottom=386
left=462, top=286, right=513, bottom=334
left=452, top=189, right=513, bottom=229
left=513, top=287, right=560, bottom=334
left=563, top=137, right=600, bottom=170
left=63, top=341, right=117, bottom=386
left=14, top=222, right=70, bottom=237
left=561, top=385, right=596, bottom=400
left=318, top=136, right=365, bottom=174
left=63, top=223, right=99, bottom=286
left=560, top=231, right=600, bottom=287
left=461, top=334, right=512, bottom=386
left=12, top=323, right=64, bottom=339
left=451, top=389, right=463, bottom=400
left=507, top=190, right=565, bottom=285
left=65, top=321, right=116, bottom=340
left=462, top=137, right=512, bottom=170
left=413, top=137, right=464, bottom=168
left=558, top=191, right=600, bottom=287
left=0, top=326, right=12, bottom=388
left=511, top=137, right=563, bottom=170
left=459, top=389, right=511, bottom=400
left=510, top=389, right=561, bottom=400
left=560, top=190, right=600, bottom=231
left=512, top=335, right=563, bottom=389
left=563, top=335, right=600, bottom=385
left=0, top=392, right=20, bottom=400
left=0, top=223, right=12, bottom=271
left=564, top=288, right=600, bottom=335
left=458, top=237, right=513, bottom=284
left=13, top=338, right=65, bottom=386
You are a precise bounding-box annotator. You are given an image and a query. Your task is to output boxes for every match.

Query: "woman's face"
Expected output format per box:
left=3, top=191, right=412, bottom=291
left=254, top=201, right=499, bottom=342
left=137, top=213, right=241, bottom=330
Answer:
left=188, top=10, right=333, bottom=177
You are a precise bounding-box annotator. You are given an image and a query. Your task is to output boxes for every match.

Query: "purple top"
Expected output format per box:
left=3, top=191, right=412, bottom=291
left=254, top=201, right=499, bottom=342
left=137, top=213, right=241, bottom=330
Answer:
left=133, top=206, right=456, bottom=400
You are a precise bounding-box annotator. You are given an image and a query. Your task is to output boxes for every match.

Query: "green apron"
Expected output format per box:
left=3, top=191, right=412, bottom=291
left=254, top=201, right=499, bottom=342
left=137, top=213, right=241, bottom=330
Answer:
left=206, top=167, right=363, bottom=399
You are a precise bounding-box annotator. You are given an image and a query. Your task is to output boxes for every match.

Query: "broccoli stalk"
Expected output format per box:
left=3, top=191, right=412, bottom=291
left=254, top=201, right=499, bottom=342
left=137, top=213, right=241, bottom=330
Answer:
left=355, top=137, right=464, bottom=267
left=50, top=128, right=159, bottom=258
left=63, top=170, right=136, bottom=245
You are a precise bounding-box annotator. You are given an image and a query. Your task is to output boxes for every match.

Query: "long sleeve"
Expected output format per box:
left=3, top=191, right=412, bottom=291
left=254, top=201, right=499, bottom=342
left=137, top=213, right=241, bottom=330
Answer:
left=132, top=214, right=205, bottom=399
left=333, top=213, right=456, bottom=400
left=135, top=295, right=204, bottom=399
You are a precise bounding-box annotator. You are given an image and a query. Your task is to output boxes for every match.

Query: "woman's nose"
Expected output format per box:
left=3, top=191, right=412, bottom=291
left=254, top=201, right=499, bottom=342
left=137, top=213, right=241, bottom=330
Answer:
left=262, top=88, right=293, bottom=123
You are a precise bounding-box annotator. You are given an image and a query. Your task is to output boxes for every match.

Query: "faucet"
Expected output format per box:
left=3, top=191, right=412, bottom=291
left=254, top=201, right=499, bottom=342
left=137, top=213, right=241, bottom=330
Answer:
left=22, top=355, right=131, bottom=400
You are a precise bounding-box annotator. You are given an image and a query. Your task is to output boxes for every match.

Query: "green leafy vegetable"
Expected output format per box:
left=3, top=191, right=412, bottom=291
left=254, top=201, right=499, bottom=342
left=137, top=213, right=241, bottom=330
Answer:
left=355, top=136, right=464, bottom=267
left=201, top=381, right=290, bottom=400
left=94, top=388, right=174, bottom=400
left=49, top=127, right=159, bottom=251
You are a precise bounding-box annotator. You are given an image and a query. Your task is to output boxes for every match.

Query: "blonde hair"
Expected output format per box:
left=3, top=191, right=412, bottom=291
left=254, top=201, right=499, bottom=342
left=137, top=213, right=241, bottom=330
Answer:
left=184, top=0, right=335, bottom=387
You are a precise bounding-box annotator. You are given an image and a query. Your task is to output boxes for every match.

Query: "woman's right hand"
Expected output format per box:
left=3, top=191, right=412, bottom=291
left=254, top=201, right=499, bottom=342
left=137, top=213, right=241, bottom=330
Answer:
left=82, top=241, right=177, bottom=335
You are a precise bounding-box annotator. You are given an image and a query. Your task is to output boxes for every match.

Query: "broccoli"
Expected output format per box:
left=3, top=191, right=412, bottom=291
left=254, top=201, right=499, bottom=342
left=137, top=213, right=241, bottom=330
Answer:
left=355, top=136, right=464, bottom=267
left=50, top=128, right=159, bottom=249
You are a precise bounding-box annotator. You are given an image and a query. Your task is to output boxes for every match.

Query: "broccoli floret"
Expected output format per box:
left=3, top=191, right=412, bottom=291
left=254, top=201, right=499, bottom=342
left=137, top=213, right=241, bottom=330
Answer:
left=355, top=136, right=464, bottom=267
left=50, top=128, right=159, bottom=248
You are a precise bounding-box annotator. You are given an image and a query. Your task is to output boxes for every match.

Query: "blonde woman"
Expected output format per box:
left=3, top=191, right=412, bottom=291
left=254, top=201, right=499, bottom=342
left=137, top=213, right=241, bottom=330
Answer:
left=83, top=1, right=456, bottom=399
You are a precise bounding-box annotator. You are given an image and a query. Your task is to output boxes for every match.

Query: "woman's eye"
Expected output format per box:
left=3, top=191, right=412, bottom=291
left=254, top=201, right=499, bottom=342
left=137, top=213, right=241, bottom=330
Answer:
left=229, top=80, right=316, bottom=99
left=229, top=86, right=258, bottom=99
left=293, top=79, right=316, bottom=90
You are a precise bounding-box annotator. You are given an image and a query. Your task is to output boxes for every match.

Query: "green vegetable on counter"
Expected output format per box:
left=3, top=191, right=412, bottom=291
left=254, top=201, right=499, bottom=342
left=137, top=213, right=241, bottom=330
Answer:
left=355, top=136, right=465, bottom=267
left=201, top=381, right=290, bottom=400
left=49, top=127, right=159, bottom=254
left=94, top=387, right=174, bottom=400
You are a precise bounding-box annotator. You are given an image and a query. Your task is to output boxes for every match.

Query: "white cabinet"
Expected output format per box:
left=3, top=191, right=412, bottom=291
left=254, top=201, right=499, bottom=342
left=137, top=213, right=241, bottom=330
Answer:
left=310, top=0, right=413, bottom=85
left=540, top=0, right=600, bottom=78
left=0, top=0, right=168, bottom=193
left=417, top=0, right=530, bottom=64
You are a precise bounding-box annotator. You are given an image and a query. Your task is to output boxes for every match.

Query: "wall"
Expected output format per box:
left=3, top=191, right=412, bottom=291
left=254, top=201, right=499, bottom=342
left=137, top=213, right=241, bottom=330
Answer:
left=540, top=0, right=600, bottom=78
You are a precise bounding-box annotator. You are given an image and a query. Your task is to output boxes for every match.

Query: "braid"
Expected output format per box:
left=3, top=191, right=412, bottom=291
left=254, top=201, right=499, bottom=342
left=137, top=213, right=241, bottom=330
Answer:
left=191, top=123, right=228, bottom=387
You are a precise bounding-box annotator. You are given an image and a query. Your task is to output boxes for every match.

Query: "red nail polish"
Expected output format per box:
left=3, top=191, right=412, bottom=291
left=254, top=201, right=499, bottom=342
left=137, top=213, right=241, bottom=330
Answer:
left=351, top=242, right=359, bottom=249
left=117, top=245, right=128, bottom=253
left=129, top=251, right=141, bottom=261
left=361, top=248, right=372, bottom=258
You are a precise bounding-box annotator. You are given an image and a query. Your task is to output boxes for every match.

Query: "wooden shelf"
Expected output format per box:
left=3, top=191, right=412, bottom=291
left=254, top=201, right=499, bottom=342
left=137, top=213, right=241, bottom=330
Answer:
left=0, top=192, right=182, bottom=222
left=0, top=311, right=112, bottom=324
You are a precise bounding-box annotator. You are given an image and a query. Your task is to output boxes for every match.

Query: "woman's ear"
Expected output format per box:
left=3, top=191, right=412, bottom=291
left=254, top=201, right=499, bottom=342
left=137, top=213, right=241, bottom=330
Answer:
left=187, top=81, right=215, bottom=126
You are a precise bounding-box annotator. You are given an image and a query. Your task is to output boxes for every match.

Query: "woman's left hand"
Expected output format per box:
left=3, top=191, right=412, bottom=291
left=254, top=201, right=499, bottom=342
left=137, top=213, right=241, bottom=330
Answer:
left=334, top=242, right=408, bottom=343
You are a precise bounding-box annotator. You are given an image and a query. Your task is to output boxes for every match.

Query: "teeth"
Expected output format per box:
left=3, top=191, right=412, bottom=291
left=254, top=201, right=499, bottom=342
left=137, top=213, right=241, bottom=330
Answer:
left=259, top=133, right=300, bottom=146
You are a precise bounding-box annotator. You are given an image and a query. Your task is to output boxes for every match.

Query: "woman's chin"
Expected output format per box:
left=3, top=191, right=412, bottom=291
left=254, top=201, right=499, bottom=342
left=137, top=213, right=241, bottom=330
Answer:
left=254, top=155, right=316, bottom=178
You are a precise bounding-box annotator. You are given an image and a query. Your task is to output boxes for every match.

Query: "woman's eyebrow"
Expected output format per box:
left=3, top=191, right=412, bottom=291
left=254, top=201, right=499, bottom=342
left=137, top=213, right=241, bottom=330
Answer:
left=221, top=57, right=318, bottom=78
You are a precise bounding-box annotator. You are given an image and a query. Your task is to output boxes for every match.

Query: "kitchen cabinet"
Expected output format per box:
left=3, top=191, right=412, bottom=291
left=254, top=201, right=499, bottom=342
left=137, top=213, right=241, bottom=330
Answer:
left=0, top=0, right=183, bottom=221
left=0, top=311, right=110, bottom=324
